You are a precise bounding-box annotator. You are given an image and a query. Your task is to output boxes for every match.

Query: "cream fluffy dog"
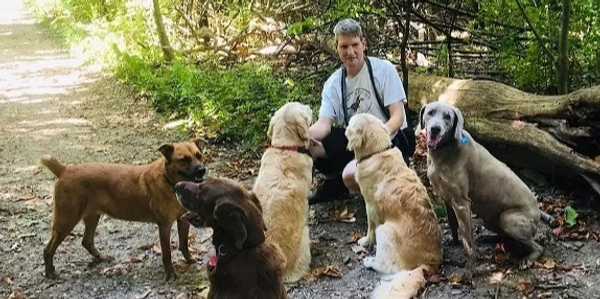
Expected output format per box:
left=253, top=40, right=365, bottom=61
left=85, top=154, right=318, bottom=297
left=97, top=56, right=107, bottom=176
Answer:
left=345, top=113, right=442, bottom=299
left=252, top=101, right=313, bottom=283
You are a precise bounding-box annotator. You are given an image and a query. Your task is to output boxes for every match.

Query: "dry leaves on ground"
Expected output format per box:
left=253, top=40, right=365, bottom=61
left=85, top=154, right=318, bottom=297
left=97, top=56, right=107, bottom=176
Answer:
left=516, top=279, right=534, bottom=296
left=334, top=205, right=356, bottom=223
left=305, top=265, right=343, bottom=282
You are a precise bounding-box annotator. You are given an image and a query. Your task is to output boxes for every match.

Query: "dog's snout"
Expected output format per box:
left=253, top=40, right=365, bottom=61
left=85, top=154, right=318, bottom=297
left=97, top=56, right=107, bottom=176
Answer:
left=193, top=166, right=207, bottom=179
left=430, top=126, right=441, bottom=136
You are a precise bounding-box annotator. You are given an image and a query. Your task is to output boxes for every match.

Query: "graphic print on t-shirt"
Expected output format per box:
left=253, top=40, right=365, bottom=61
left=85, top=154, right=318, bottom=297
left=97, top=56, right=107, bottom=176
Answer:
left=341, top=87, right=374, bottom=119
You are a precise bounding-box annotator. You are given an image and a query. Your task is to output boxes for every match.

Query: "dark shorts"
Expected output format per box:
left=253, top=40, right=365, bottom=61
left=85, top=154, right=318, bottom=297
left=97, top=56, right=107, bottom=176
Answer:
left=313, top=127, right=414, bottom=176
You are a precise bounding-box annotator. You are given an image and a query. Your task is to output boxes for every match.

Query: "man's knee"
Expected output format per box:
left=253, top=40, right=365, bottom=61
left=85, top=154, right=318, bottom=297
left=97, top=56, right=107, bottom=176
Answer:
left=342, top=161, right=359, bottom=191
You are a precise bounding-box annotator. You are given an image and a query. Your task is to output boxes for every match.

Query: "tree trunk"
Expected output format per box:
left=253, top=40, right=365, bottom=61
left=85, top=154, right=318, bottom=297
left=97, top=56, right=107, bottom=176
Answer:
left=407, top=74, right=600, bottom=194
left=152, top=0, right=174, bottom=62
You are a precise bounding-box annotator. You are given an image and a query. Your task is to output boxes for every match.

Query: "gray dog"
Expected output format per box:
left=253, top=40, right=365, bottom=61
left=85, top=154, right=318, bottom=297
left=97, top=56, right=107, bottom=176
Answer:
left=419, top=101, right=552, bottom=279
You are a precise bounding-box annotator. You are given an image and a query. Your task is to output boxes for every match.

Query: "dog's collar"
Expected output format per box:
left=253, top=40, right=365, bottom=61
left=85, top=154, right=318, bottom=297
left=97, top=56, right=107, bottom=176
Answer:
left=271, top=145, right=312, bottom=157
left=163, top=174, right=176, bottom=190
left=356, top=145, right=393, bottom=164
left=460, top=133, right=469, bottom=144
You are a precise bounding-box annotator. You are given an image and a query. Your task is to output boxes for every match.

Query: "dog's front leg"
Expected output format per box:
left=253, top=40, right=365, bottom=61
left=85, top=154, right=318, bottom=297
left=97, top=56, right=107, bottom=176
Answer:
left=358, top=207, right=376, bottom=249
left=445, top=202, right=460, bottom=246
left=158, top=223, right=176, bottom=280
left=452, top=198, right=476, bottom=281
left=177, top=219, right=195, bottom=263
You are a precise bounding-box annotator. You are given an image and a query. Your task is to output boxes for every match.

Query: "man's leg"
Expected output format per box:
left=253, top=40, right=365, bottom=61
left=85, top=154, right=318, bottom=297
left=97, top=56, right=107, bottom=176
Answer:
left=342, top=160, right=359, bottom=191
left=308, top=127, right=355, bottom=205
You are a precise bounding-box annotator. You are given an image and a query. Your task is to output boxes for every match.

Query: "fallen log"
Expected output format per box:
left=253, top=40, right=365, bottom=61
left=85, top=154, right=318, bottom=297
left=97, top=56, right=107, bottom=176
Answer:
left=406, top=74, right=600, bottom=195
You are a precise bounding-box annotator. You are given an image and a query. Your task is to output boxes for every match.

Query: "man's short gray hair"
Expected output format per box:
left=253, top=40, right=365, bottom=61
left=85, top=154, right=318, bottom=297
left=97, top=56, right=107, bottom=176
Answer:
left=333, top=18, right=363, bottom=38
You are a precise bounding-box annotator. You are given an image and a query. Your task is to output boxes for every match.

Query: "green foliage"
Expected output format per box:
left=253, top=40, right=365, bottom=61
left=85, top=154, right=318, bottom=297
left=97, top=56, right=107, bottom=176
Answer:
left=475, top=0, right=600, bottom=93
left=564, top=205, right=578, bottom=227
left=115, top=55, right=317, bottom=147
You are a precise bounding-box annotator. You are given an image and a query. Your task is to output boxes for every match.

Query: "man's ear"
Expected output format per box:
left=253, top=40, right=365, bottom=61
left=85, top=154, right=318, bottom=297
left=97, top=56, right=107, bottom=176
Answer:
left=213, top=200, right=247, bottom=250
left=452, top=106, right=465, bottom=141
left=158, top=144, right=174, bottom=163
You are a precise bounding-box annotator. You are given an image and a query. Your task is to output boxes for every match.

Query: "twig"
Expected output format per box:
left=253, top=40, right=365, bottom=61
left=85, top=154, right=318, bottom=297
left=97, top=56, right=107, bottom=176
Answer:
left=515, top=0, right=556, bottom=61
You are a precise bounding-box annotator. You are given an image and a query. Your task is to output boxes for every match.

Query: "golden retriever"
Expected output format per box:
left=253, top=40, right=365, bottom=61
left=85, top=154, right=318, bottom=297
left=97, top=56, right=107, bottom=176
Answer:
left=252, top=101, right=313, bottom=283
left=345, top=113, right=442, bottom=299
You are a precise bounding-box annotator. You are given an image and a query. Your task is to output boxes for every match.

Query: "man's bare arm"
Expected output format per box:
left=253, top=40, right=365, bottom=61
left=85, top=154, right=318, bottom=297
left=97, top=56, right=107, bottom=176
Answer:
left=384, top=102, right=405, bottom=135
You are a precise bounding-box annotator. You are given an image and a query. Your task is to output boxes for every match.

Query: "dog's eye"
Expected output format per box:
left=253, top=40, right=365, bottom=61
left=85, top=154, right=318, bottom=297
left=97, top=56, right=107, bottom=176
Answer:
left=194, top=152, right=202, bottom=160
left=443, top=114, right=451, bottom=121
left=428, top=109, right=436, bottom=116
left=179, top=156, right=191, bottom=163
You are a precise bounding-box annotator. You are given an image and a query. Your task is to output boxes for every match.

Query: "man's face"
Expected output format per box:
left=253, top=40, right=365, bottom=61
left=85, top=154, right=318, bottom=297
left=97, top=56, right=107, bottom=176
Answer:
left=336, top=34, right=366, bottom=69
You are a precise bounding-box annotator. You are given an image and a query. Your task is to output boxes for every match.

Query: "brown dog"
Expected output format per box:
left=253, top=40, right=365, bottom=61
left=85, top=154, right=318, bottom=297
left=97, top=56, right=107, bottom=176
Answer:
left=175, top=178, right=288, bottom=299
left=39, top=141, right=206, bottom=280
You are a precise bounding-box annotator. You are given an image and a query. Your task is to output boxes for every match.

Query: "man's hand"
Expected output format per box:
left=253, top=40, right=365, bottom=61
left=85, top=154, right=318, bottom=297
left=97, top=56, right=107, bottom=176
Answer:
left=384, top=102, right=405, bottom=135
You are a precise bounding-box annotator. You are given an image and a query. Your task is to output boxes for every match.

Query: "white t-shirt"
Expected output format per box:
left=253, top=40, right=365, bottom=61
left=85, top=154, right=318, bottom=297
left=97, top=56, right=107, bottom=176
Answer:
left=318, top=56, right=408, bottom=136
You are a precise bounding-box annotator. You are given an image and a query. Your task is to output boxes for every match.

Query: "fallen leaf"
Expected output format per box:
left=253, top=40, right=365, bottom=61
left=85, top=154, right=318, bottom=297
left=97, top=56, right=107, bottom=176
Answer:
left=537, top=291, right=553, bottom=298
left=138, top=244, right=153, bottom=251
left=447, top=273, right=465, bottom=285
left=2, top=276, right=13, bottom=285
left=8, top=290, right=25, bottom=299
left=16, top=194, right=35, bottom=201
left=346, top=232, right=364, bottom=244
left=488, top=271, right=504, bottom=284
left=542, top=258, right=556, bottom=269
left=153, top=244, right=162, bottom=255
left=516, top=279, right=534, bottom=296
left=129, top=256, right=144, bottom=263
left=340, top=217, right=356, bottom=223
left=305, top=265, right=342, bottom=281
left=135, top=289, right=152, bottom=299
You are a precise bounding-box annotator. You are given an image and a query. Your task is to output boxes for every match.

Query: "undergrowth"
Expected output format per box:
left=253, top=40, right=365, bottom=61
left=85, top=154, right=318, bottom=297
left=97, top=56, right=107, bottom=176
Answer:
left=115, top=55, right=317, bottom=147
left=24, top=0, right=319, bottom=149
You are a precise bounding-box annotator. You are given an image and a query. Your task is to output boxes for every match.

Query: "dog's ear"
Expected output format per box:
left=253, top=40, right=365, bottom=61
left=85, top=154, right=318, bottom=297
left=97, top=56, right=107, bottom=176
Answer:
left=418, top=104, right=427, bottom=132
left=293, top=115, right=311, bottom=144
left=247, top=191, right=263, bottom=214
left=345, top=125, right=363, bottom=151
left=193, top=138, right=205, bottom=151
left=158, top=144, right=174, bottom=162
left=451, top=106, right=465, bottom=141
left=266, top=116, right=275, bottom=141
left=214, top=200, right=247, bottom=250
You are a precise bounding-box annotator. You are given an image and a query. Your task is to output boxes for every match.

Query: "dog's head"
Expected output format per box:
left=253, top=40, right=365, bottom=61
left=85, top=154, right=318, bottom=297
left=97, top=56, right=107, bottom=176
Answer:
left=174, top=178, right=266, bottom=251
left=267, top=102, right=313, bottom=146
left=345, top=113, right=392, bottom=156
left=418, top=101, right=464, bottom=150
left=158, top=140, right=206, bottom=184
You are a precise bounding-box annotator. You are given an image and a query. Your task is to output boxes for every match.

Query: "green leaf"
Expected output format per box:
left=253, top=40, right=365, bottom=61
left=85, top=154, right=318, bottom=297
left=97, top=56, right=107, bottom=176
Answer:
left=564, top=205, right=578, bottom=227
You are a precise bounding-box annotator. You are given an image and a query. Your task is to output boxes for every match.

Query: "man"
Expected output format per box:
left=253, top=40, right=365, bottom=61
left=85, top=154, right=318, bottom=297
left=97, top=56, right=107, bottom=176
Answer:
left=308, top=18, right=412, bottom=205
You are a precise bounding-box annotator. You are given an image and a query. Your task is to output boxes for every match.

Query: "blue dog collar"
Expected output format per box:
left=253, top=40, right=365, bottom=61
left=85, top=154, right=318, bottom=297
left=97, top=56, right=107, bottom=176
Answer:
left=460, top=133, right=469, bottom=144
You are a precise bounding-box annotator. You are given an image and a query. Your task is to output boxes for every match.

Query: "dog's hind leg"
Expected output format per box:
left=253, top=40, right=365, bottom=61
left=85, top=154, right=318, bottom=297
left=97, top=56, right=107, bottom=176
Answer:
left=283, top=225, right=311, bottom=283
left=82, top=213, right=112, bottom=265
left=445, top=202, right=460, bottom=246
left=499, top=210, right=543, bottom=270
left=363, top=223, right=401, bottom=275
left=44, top=195, right=81, bottom=279
left=177, top=219, right=195, bottom=263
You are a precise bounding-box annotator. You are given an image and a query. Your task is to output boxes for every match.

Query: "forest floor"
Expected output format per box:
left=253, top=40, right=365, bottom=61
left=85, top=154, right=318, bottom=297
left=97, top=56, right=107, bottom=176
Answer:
left=2, top=1, right=600, bottom=298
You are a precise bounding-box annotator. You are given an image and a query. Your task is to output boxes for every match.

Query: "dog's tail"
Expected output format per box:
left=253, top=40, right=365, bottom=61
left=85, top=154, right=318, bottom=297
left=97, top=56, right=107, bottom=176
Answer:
left=39, top=155, right=66, bottom=178
left=371, top=265, right=429, bottom=299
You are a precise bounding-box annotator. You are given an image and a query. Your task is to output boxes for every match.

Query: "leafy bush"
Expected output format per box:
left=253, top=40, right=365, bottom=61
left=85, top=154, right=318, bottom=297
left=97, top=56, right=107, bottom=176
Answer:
left=115, top=55, right=318, bottom=147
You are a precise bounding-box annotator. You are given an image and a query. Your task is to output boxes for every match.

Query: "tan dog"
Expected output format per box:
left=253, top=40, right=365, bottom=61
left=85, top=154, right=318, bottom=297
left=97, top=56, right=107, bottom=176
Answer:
left=345, top=113, right=442, bottom=299
left=420, top=101, right=547, bottom=278
left=252, top=101, right=313, bottom=283
left=39, top=141, right=206, bottom=280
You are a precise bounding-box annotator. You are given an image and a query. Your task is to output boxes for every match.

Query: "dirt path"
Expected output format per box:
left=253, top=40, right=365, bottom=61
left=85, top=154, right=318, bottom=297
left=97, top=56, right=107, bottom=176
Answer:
left=2, top=1, right=600, bottom=299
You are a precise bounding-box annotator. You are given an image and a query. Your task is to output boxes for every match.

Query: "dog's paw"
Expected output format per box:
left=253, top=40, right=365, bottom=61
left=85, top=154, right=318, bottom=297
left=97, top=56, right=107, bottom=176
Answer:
left=363, top=257, right=377, bottom=270
left=165, top=271, right=178, bottom=281
left=44, top=270, right=58, bottom=280
left=358, top=236, right=373, bottom=248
